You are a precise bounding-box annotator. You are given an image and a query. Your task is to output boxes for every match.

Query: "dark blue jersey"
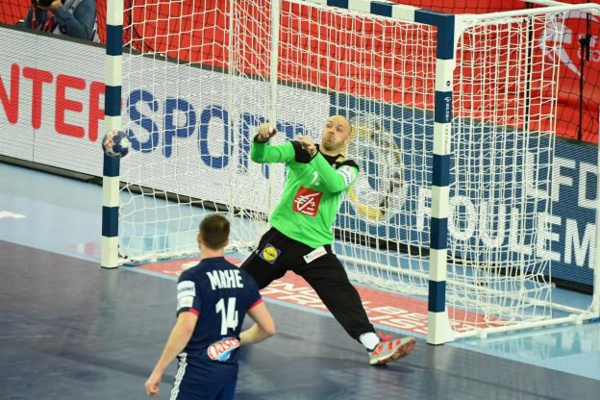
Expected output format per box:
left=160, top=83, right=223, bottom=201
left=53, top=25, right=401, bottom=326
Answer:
left=176, top=257, right=262, bottom=384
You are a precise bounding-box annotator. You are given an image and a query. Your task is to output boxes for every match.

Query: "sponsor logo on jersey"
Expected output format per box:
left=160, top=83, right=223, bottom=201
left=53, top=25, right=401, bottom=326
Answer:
left=333, top=156, right=347, bottom=169
left=292, top=187, right=322, bottom=217
left=337, top=165, right=356, bottom=187
left=176, top=281, right=196, bottom=311
left=207, top=337, right=241, bottom=361
left=259, top=243, right=281, bottom=264
left=177, top=281, right=196, bottom=299
left=177, top=296, right=194, bottom=311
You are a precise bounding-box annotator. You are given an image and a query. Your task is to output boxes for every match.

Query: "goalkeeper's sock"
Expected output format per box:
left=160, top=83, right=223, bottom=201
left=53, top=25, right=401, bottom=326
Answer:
left=359, top=332, right=380, bottom=352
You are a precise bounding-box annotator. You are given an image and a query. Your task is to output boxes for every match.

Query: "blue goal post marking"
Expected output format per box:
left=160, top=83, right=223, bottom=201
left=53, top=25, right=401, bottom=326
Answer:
left=303, top=0, right=600, bottom=340
left=101, top=0, right=124, bottom=269
left=297, top=0, right=456, bottom=344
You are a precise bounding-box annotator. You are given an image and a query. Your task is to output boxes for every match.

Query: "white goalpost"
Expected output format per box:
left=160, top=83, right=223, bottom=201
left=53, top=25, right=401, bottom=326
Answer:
left=102, top=0, right=600, bottom=343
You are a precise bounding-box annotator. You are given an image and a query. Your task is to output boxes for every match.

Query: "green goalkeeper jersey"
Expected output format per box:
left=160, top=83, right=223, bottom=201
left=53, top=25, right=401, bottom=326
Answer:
left=251, top=138, right=359, bottom=248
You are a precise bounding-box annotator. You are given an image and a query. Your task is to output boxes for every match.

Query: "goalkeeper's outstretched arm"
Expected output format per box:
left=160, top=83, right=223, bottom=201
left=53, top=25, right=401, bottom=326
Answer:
left=310, top=154, right=358, bottom=193
left=250, top=123, right=296, bottom=164
left=296, top=134, right=359, bottom=193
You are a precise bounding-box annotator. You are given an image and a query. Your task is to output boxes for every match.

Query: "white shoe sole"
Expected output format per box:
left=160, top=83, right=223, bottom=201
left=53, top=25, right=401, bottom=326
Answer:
left=370, top=337, right=416, bottom=366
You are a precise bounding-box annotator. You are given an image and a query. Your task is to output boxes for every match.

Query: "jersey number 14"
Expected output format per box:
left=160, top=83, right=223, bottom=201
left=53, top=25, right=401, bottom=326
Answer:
left=216, top=297, right=239, bottom=335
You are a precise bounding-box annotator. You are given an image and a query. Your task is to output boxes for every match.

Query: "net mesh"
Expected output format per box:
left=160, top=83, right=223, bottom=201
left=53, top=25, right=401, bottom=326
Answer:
left=445, top=13, right=562, bottom=324
left=1, top=0, right=598, bottom=141
left=116, top=0, right=572, bottom=332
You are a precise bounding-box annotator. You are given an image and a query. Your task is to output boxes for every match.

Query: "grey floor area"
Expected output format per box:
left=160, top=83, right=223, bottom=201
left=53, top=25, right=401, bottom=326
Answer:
left=1, top=241, right=598, bottom=400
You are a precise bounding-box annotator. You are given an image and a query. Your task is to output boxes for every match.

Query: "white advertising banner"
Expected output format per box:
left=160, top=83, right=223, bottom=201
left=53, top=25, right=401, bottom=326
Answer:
left=0, top=28, right=329, bottom=215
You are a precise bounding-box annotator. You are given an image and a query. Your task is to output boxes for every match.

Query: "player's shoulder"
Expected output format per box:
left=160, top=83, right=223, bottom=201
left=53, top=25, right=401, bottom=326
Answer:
left=237, top=268, right=260, bottom=289
left=235, top=264, right=255, bottom=280
left=205, top=259, right=249, bottom=278
left=197, top=259, right=237, bottom=276
left=333, top=155, right=359, bottom=171
left=290, top=140, right=313, bottom=163
left=178, top=264, right=201, bottom=282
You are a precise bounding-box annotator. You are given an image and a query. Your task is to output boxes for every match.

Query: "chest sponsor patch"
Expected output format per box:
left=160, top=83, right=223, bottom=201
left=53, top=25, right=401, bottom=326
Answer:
left=207, top=337, right=241, bottom=361
left=292, top=187, right=322, bottom=217
left=259, top=243, right=281, bottom=264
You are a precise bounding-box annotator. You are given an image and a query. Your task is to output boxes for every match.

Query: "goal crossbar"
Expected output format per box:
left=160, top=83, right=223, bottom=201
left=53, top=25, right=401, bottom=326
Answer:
left=101, top=0, right=600, bottom=344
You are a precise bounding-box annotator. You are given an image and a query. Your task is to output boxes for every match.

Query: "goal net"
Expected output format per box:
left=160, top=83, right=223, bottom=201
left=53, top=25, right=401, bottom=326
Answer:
left=112, top=0, right=597, bottom=337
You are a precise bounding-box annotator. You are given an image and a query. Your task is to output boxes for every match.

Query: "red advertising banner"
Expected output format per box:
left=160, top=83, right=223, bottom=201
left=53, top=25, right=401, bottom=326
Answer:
left=139, top=257, right=501, bottom=335
left=1, top=0, right=599, bottom=142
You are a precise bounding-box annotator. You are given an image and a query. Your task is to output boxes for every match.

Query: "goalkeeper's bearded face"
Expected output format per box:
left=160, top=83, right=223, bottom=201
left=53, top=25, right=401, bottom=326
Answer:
left=321, top=115, right=352, bottom=153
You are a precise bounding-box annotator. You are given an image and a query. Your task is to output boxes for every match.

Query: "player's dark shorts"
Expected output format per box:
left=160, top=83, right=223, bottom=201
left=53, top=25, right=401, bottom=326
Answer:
left=170, top=380, right=236, bottom=400
left=240, top=227, right=375, bottom=340
left=240, top=226, right=338, bottom=286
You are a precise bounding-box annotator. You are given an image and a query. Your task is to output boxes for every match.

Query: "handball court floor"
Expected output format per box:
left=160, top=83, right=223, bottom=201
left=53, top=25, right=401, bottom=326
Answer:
left=1, top=161, right=599, bottom=400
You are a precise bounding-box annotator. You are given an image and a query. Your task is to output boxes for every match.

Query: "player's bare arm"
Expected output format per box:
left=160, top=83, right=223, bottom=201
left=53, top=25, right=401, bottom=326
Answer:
left=145, top=312, right=198, bottom=397
left=240, top=301, right=276, bottom=345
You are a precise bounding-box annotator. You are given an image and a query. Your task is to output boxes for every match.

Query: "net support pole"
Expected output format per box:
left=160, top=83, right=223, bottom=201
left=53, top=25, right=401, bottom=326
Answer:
left=268, top=0, right=281, bottom=214
left=416, top=10, right=457, bottom=345
left=593, top=106, right=600, bottom=317
left=300, top=0, right=457, bottom=342
left=101, top=0, right=124, bottom=269
left=270, top=0, right=281, bottom=126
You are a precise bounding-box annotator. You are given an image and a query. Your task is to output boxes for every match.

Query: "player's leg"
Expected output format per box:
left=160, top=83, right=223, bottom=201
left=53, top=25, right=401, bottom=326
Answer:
left=169, top=357, right=188, bottom=400
left=170, top=381, right=235, bottom=400
left=240, top=227, right=300, bottom=288
left=215, top=381, right=236, bottom=400
left=294, top=253, right=375, bottom=339
left=168, top=356, right=218, bottom=400
left=295, top=253, right=415, bottom=365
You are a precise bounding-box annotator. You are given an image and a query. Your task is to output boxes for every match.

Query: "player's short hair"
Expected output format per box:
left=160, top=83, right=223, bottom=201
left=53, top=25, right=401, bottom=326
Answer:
left=199, top=214, right=230, bottom=250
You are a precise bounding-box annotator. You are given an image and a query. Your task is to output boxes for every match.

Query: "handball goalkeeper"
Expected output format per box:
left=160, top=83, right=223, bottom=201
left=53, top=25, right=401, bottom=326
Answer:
left=240, top=115, right=416, bottom=365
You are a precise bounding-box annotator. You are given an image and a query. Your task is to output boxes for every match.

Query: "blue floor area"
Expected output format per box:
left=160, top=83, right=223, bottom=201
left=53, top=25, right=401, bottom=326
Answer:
left=459, top=322, right=600, bottom=380
left=1, top=161, right=599, bottom=389
left=2, top=240, right=599, bottom=400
